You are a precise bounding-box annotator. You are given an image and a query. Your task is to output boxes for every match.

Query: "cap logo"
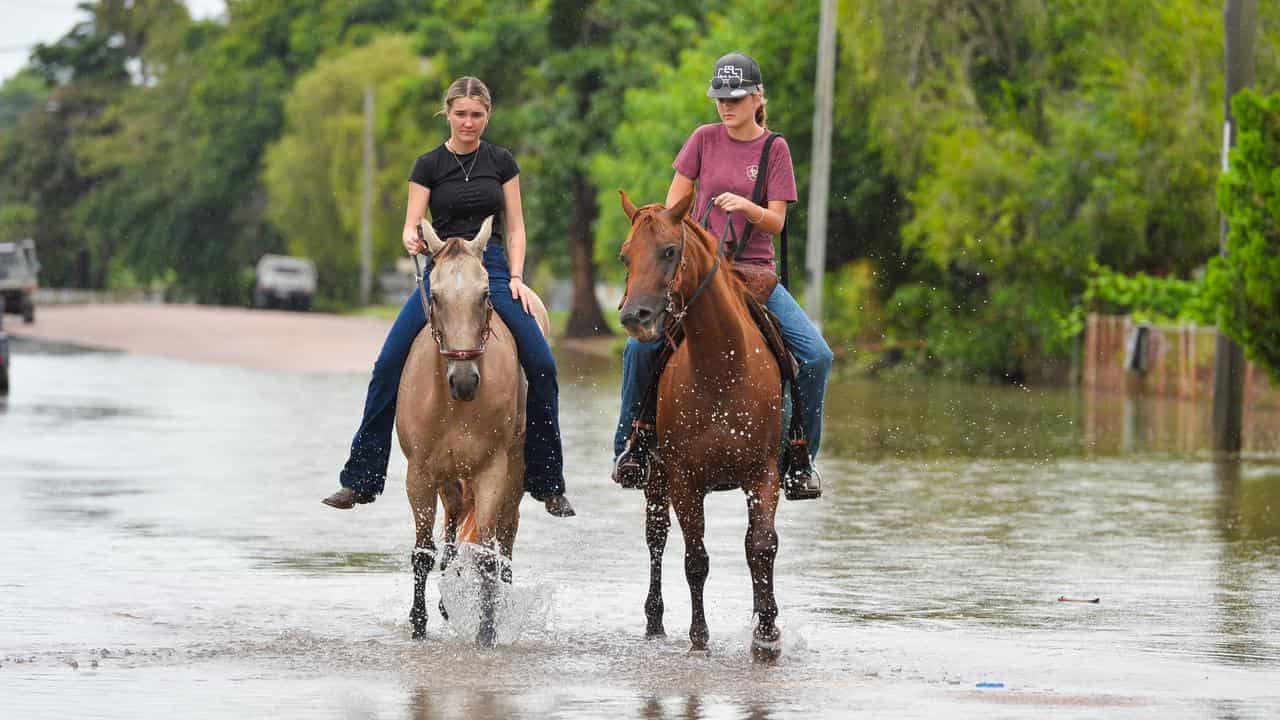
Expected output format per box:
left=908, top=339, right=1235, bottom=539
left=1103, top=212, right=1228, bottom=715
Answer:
left=716, top=65, right=744, bottom=83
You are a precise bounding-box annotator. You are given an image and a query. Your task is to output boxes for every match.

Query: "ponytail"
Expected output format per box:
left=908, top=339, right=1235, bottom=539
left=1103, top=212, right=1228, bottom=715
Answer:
left=754, top=86, right=768, bottom=128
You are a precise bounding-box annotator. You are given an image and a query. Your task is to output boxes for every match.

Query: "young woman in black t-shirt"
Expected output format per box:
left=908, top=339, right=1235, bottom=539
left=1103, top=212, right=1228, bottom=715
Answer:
left=323, top=76, right=575, bottom=518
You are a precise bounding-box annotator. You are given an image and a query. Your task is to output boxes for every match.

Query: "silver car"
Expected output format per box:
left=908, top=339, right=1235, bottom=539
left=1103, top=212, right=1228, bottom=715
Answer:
left=253, top=254, right=318, bottom=311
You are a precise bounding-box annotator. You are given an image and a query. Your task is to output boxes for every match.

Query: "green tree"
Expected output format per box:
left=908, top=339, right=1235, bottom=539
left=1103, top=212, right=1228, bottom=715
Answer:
left=1205, top=90, right=1280, bottom=382
left=263, top=34, right=432, bottom=302
left=0, top=72, right=51, bottom=132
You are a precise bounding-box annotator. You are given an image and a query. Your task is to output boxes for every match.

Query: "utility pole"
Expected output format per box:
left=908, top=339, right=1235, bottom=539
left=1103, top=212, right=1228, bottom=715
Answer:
left=804, top=0, right=837, bottom=327
left=1211, top=0, right=1257, bottom=453
left=359, top=85, right=375, bottom=306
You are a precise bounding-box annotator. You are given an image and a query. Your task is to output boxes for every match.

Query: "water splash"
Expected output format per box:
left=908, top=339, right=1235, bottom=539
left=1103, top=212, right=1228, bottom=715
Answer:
left=437, top=543, right=553, bottom=645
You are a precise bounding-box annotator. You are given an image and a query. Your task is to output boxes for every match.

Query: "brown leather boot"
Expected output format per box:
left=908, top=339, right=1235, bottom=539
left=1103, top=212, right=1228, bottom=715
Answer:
left=321, top=487, right=376, bottom=509
left=540, top=494, right=576, bottom=517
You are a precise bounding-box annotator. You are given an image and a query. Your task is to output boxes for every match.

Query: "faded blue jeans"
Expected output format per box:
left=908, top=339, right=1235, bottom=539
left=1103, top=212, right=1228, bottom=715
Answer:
left=613, top=284, right=833, bottom=460
left=341, top=244, right=565, bottom=499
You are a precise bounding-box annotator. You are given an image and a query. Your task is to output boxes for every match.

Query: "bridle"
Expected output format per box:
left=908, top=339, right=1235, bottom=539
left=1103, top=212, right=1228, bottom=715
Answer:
left=412, top=231, right=494, bottom=362
left=623, top=211, right=721, bottom=344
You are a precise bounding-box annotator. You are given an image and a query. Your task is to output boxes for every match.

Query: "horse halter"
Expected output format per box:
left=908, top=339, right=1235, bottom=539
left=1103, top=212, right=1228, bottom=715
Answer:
left=412, top=235, right=495, bottom=362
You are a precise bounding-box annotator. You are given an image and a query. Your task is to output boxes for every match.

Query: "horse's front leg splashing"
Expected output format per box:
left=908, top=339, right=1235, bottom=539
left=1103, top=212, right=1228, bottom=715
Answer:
left=407, top=478, right=439, bottom=640
left=476, top=543, right=501, bottom=648
left=745, top=477, right=782, bottom=662
left=643, top=477, right=670, bottom=639
left=673, top=483, right=710, bottom=653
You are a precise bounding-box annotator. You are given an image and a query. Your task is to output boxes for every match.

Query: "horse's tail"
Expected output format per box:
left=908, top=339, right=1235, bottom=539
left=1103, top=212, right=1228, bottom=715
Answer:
left=456, top=479, right=479, bottom=545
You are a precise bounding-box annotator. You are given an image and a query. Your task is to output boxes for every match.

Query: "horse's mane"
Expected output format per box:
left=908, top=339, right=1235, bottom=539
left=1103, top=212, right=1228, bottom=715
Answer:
left=626, top=205, right=752, bottom=300
left=437, top=237, right=475, bottom=261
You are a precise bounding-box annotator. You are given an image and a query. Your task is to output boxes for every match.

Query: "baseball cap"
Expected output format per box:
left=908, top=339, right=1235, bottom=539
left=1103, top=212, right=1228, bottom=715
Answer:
left=707, top=52, right=763, bottom=99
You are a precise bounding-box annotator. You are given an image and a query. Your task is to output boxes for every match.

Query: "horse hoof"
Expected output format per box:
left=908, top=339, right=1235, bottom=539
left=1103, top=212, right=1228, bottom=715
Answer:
left=645, top=627, right=666, bottom=640
left=477, top=626, right=497, bottom=649
left=751, top=629, right=782, bottom=663
left=687, top=646, right=709, bottom=657
left=412, top=628, right=426, bottom=641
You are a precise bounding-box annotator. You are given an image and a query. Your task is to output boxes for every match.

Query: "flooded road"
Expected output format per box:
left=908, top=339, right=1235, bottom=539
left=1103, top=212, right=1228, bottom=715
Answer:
left=2, top=341, right=1279, bottom=718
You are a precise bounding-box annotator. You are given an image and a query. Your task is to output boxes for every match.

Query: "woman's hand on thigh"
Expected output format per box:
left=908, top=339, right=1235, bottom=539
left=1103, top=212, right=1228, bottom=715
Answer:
left=509, top=278, right=533, bottom=315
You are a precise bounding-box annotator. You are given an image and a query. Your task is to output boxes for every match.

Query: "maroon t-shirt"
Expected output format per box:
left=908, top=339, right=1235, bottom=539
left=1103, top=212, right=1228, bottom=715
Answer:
left=673, top=123, right=798, bottom=268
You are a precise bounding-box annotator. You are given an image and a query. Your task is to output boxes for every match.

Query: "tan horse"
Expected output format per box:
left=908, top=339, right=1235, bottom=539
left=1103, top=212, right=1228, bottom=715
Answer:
left=395, top=216, right=550, bottom=646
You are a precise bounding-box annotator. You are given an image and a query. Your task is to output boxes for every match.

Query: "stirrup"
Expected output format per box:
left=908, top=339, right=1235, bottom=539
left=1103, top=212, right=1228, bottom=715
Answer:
left=613, top=426, right=656, bottom=490
left=782, top=438, right=822, bottom=501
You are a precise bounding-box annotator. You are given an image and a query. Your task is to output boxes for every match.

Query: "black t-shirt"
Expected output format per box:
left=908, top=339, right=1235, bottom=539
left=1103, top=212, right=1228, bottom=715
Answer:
left=409, top=140, right=519, bottom=245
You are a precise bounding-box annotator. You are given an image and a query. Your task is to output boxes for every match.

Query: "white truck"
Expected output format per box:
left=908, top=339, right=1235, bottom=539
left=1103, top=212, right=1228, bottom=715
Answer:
left=253, top=254, right=317, bottom=311
left=0, top=239, right=39, bottom=324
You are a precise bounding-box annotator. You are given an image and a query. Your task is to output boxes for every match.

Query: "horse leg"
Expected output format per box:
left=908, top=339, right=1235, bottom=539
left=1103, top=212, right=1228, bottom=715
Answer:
left=406, top=468, right=438, bottom=640
left=437, top=480, right=463, bottom=621
left=745, top=471, right=782, bottom=662
left=643, top=476, right=669, bottom=639
left=672, top=481, right=710, bottom=652
left=471, top=467, right=510, bottom=649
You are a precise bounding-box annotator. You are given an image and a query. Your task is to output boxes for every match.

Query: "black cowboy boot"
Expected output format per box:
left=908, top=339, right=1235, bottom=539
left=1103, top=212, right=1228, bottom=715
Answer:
left=782, top=437, right=822, bottom=501
left=612, top=424, right=656, bottom=490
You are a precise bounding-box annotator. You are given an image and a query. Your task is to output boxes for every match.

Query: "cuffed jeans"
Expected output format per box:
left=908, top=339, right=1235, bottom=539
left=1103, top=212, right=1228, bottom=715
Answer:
left=613, top=284, right=833, bottom=460
left=340, top=244, right=565, bottom=499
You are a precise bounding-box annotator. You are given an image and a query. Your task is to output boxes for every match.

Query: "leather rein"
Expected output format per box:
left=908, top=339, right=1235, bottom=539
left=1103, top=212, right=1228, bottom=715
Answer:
left=412, top=228, right=494, bottom=361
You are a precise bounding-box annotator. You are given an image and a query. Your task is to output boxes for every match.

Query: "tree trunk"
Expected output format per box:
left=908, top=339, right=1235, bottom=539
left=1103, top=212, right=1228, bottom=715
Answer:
left=564, top=171, right=611, bottom=337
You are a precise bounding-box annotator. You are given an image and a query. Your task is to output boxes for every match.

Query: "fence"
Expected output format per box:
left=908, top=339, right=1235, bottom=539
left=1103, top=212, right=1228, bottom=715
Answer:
left=1082, top=313, right=1280, bottom=411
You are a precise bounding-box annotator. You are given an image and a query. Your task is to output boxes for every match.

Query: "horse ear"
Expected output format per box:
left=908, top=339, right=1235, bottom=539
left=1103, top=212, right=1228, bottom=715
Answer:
left=419, top=219, right=445, bottom=256
left=661, top=188, right=695, bottom=225
left=464, top=216, right=493, bottom=257
left=619, top=190, right=638, bottom=221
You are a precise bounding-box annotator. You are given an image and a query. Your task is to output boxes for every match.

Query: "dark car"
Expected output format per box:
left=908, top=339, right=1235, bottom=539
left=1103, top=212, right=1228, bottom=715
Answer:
left=0, top=298, right=10, bottom=395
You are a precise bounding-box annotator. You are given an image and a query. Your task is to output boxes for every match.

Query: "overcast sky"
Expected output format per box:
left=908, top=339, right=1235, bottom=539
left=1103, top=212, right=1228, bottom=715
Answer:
left=0, top=0, right=226, bottom=82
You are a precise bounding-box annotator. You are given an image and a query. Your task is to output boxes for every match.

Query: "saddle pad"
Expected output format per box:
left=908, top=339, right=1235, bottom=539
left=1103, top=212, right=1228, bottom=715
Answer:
left=742, top=292, right=799, bottom=383
left=730, top=263, right=779, bottom=305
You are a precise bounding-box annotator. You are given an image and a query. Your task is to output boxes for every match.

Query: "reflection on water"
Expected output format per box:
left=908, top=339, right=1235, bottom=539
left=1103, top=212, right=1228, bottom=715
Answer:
left=1, top=347, right=1278, bottom=718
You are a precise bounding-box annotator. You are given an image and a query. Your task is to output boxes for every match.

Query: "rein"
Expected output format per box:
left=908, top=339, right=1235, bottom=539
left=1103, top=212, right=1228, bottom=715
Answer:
left=412, top=228, right=494, bottom=361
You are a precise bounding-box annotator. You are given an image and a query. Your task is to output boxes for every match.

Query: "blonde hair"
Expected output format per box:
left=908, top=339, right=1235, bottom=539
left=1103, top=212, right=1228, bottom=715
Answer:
left=755, top=85, right=768, bottom=128
left=436, top=76, right=492, bottom=117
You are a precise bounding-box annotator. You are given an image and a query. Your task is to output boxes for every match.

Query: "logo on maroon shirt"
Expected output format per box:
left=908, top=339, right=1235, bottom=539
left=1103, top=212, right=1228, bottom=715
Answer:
left=747, top=164, right=759, bottom=181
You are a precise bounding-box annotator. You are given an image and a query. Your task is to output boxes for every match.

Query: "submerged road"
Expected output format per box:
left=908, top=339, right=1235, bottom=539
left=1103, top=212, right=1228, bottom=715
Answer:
left=7, top=303, right=392, bottom=373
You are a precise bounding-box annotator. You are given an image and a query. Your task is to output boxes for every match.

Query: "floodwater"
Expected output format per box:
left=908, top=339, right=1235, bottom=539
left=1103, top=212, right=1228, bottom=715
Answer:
left=2, top=340, right=1279, bottom=719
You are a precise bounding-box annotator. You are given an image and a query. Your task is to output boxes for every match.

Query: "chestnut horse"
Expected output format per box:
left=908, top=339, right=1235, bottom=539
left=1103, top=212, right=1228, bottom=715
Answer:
left=396, top=216, right=550, bottom=646
left=617, top=190, right=785, bottom=661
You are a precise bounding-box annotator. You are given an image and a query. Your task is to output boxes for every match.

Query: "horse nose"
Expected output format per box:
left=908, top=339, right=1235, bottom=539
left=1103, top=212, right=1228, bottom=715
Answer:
left=620, top=305, right=655, bottom=330
left=448, top=364, right=480, bottom=401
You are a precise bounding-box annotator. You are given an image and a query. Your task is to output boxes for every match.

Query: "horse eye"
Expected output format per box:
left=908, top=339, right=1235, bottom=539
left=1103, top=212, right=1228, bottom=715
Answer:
left=662, top=246, right=677, bottom=260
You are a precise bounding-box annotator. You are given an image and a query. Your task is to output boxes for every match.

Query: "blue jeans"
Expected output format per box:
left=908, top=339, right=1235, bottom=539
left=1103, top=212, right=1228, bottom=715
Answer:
left=613, top=284, right=833, bottom=460
left=341, top=244, right=565, bottom=499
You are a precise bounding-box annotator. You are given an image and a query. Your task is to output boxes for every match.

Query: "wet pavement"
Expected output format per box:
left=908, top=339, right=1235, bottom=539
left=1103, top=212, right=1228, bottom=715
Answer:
left=2, top=341, right=1279, bottom=718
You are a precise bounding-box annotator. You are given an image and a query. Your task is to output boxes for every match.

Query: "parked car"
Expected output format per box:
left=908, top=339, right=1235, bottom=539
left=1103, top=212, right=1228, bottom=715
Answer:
left=253, top=254, right=317, bottom=311
left=1, top=298, right=10, bottom=395
left=0, top=238, right=39, bottom=324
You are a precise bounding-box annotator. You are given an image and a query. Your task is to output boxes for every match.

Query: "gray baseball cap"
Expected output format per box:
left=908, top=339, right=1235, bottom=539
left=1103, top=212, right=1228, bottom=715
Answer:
left=707, top=52, right=763, bottom=99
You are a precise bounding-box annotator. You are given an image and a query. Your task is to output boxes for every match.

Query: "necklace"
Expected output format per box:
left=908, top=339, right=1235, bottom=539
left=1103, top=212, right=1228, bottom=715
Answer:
left=446, top=140, right=480, bottom=182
